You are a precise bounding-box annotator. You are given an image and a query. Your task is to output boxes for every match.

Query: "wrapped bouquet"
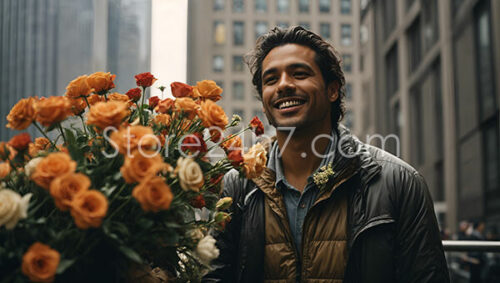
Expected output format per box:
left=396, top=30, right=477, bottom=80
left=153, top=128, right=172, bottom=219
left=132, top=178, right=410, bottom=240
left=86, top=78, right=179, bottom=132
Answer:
left=0, top=72, right=267, bottom=282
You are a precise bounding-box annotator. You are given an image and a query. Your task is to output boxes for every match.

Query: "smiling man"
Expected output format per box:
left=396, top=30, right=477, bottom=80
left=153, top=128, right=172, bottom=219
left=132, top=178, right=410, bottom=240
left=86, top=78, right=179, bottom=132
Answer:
left=203, top=26, right=449, bottom=283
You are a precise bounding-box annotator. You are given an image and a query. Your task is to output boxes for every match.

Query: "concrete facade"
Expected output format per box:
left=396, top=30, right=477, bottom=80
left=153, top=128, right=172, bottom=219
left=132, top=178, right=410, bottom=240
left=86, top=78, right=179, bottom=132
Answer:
left=360, top=0, right=500, bottom=233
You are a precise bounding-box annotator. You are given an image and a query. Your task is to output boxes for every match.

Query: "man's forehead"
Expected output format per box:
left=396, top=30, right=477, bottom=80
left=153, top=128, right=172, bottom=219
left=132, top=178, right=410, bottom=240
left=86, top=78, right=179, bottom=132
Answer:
left=262, top=44, right=316, bottom=71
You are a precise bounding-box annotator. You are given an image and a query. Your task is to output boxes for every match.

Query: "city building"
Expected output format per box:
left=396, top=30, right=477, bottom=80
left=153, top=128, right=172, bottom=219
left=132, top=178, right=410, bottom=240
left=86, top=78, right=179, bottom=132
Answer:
left=0, top=0, right=151, bottom=140
left=187, top=0, right=362, bottom=142
left=359, top=0, right=500, bottom=233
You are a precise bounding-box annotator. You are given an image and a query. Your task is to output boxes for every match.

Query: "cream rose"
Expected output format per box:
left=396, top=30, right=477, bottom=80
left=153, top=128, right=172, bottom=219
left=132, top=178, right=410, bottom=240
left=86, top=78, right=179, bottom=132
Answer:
left=175, top=157, right=204, bottom=192
left=242, top=143, right=267, bottom=179
left=0, top=189, right=32, bottom=230
left=196, top=235, right=219, bottom=265
left=24, top=157, right=43, bottom=177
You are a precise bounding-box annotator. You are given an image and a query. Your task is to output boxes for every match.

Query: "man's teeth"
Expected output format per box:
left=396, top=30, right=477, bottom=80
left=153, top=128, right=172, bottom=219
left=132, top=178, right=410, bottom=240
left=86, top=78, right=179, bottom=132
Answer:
left=278, top=100, right=303, bottom=109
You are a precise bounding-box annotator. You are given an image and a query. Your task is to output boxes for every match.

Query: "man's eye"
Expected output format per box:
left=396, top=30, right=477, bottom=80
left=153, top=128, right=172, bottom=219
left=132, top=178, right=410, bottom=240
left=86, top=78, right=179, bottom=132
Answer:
left=264, top=77, right=277, bottom=85
left=294, top=72, right=308, bottom=78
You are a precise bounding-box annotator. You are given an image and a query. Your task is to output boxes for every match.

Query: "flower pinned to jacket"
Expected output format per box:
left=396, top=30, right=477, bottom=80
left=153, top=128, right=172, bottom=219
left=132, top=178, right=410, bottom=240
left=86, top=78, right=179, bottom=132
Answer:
left=313, top=163, right=335, bottom=191
left=0, top=189, right=32, bottom=230
left=195, top=235, right=220, bottom=265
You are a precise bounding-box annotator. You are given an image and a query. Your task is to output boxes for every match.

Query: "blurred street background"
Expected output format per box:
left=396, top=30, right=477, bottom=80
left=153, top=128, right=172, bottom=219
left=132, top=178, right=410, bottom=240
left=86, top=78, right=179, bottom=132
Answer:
left=1, top=0, right=499, bottom=281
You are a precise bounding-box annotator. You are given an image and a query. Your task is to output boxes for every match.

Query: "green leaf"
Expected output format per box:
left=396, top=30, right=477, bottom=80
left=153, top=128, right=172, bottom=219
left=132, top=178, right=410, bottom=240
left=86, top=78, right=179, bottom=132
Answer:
left=118, top=246, right=142, bottom=263
left=56, top=258, right=76, bottom=274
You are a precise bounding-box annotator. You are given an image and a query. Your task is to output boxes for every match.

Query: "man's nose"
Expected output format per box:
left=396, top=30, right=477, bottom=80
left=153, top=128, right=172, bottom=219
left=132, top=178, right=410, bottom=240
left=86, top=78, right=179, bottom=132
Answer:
left=277, top=73, right=296, bottom=94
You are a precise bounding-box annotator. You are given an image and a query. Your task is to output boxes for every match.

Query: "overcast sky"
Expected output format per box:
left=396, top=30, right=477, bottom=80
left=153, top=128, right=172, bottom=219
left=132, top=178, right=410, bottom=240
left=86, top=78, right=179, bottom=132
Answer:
left=151, top=0, right=188, bottom=98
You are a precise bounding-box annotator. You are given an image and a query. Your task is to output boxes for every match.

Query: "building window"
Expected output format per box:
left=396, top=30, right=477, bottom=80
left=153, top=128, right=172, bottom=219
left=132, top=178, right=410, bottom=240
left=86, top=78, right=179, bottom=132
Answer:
left=452, top=0, right=465, bottom=15
left=345, top=83, right=352, bottom=100
left=298, top=22, right=310, bottom=30
left=319, top=0, right=331, bottom=13
left=410, top=86, right=424, bottom=165
left=233, top=21, right=244, bottom=46
left=408, top=18, right=422, bottom=73
left=320, top=23, right=331, bottom=39
left=233, top=81, right=244, bottom=101
left=299, top=0, right=309, bottom=13
left=341, top=24, right=352, bottom=46
left=213, top=55, right=224, bottom=72
left=213, top=21, right=225, bottom=45
left=385, top=44, right=399, bottom=98
left=342, top=54, right=353, bottom=72
left=422, top=0, right=439, bottom=51
left=232, top=55, right=244, bottom=72
left=214, top=0, right=224, bottom=11
left=277, top=0, right=290, bottom=13
left=277, top=21, right=289, bottom=29
left=255, top=21, right=268, bottom=40
left=483, top=123, right=499, bottom=193
left=255, top=0, right=267, bottom=12
left=344, top=110, right=353, bottom=129
left=340, top=0, right=351, bottom=14
left=232, top=0, right=244, bottom=12
left=360, top=55, right=364, bottom=72
left=475, top=0, right=497, bottom=121
left=382, top=0, right=397, bottom=39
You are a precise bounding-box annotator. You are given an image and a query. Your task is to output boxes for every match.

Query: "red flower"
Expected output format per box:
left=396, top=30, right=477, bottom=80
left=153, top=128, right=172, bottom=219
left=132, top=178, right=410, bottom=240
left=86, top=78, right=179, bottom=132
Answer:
left=227, top=149, right=243, bottom=167
left=149, top=96, right=160, bottom=109
left=249, top=116, right=265, bottom=136
left=134, top=72, right=157, bottom=87
left=171, top=82, right=193, bottom=98
left=191, top=194, right=206, bottom=209
left=155, top=98, right=175, bottom=114
left=180, top=133, right=207, bottom=154
left=9, top=133, right=32, bottom=151
left=125, top=88, right=142, bottom=102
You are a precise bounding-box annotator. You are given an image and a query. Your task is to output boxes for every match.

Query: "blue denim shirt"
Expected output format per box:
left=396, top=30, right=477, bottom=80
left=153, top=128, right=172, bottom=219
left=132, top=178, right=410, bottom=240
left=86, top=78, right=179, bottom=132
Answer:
left=267, top=132, right=337, bottom=254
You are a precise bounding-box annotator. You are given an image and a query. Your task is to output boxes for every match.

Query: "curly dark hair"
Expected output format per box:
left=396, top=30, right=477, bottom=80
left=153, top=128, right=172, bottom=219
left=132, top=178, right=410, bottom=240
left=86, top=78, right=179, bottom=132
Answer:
left=245, top=26, right=346, bottom=128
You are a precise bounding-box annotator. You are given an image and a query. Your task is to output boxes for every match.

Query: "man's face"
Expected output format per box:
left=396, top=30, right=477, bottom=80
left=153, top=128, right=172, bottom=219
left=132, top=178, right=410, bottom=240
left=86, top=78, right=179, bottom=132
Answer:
left=260, top=44, right=338, bottom=130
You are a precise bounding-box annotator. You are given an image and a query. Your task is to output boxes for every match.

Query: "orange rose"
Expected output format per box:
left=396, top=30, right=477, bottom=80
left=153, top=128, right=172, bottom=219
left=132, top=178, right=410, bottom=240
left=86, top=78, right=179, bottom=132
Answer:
left=65, top=75, right=93, bottom=98
left=110, top=126, right=158, bottom=155
left=22, top=242, right=60, bottom=283
left=69, top=97, right=87, bottom=115
left=34, top=97, right=72, bottom=127
left=31, top=152, right=77, bottom=189
left=174, top=97, right=200, bottom=119
left=155, top=98, right=175, bottom=114
left=86, top=72, right=116, bottom=93
left=108, top=92, right=131, bottom=104
left=0, top=162, right=11, bottom=179
left=86, top=101, right=130, bottom=130
left=197, top=100, right=228, bottom=129
left=0, top=142, right=17, bottom=161
left=192, top=80, right=222, bottom=101
left=87, top=94, right=104, bottom=105
left=132, top=175, right=173, bottom=212
left=29, top=137, right=51, bottom=157
left=121, top=150, right=168, bottom=183
left=221, top=135, right=243, bottom=151
left=153, top=114, right=172, bottom=127
left=171, top=82, right=194, bottom=98
left=6, top=97, right=37, bottom=130
left=50, top=173, right=91, bottom=211
left=8, top=133, right=31, bottom=151
left=70, top=190, right=108, bottom=229
left=242, top=143, right=267, bottom=179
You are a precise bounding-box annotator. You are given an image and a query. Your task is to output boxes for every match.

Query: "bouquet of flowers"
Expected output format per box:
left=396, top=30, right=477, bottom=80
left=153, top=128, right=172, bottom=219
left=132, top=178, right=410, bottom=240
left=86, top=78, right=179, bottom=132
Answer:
left=0, top=72, right=267, bottom=282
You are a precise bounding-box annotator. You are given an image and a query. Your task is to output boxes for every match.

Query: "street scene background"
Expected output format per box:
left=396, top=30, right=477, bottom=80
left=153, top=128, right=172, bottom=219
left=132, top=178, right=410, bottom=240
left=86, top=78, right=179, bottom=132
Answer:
left=1, top=0, right=499, bottom=281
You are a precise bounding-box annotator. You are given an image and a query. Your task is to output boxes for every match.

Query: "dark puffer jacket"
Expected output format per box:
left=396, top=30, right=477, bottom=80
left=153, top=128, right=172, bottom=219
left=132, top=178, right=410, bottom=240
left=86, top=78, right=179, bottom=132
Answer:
left=203, top=126, right=450, bottom=283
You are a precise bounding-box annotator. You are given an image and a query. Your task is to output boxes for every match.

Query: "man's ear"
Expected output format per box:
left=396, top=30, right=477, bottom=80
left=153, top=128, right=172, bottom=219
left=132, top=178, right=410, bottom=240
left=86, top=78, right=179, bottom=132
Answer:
left=327, top=81, right=340, bottom=103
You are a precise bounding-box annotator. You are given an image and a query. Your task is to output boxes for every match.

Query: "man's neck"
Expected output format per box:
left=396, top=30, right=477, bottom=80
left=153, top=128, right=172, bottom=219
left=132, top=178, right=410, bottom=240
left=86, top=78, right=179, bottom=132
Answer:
left=276, top=124, right=333, bottom=192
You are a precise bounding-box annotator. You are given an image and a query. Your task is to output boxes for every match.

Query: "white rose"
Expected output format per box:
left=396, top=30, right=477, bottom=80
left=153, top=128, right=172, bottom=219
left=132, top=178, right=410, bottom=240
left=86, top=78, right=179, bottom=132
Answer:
left=176, top=157, right=204, bottom=192
left=0, top=189, right=32, bottom=230
left=24, top=157, right=43, bottom=177
left=196, top=235, right=219, bottom=265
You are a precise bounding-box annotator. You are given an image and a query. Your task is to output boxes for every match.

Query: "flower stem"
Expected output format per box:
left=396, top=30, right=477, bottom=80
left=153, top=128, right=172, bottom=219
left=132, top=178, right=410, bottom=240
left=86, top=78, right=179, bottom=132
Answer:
left=33, top=122, right=56, bottom=148
left=58, top=123, right=67, bottom=143
left=79, top=115, right=88, bottom=135
left=83, top=95, right=91, bottom=109
left=140, top=86, right=146, bottom=125
left=107, top=197, right=132, bottom=220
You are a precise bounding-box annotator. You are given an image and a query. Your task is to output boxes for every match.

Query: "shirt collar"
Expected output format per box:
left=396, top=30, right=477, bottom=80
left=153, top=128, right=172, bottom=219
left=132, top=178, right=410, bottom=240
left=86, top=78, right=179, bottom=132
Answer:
left=267, top=130, right=338, bottom=189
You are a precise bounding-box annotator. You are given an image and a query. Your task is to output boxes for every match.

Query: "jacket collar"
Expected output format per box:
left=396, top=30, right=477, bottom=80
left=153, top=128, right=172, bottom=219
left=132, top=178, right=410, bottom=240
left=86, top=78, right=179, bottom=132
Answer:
left=252, top=125, right=382, bottom=209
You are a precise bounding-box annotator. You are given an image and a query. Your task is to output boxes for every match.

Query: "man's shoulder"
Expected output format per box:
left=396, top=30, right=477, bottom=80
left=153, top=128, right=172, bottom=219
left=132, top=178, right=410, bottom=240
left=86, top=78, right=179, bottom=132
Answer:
left=363, top=143, right=419, bottom=177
